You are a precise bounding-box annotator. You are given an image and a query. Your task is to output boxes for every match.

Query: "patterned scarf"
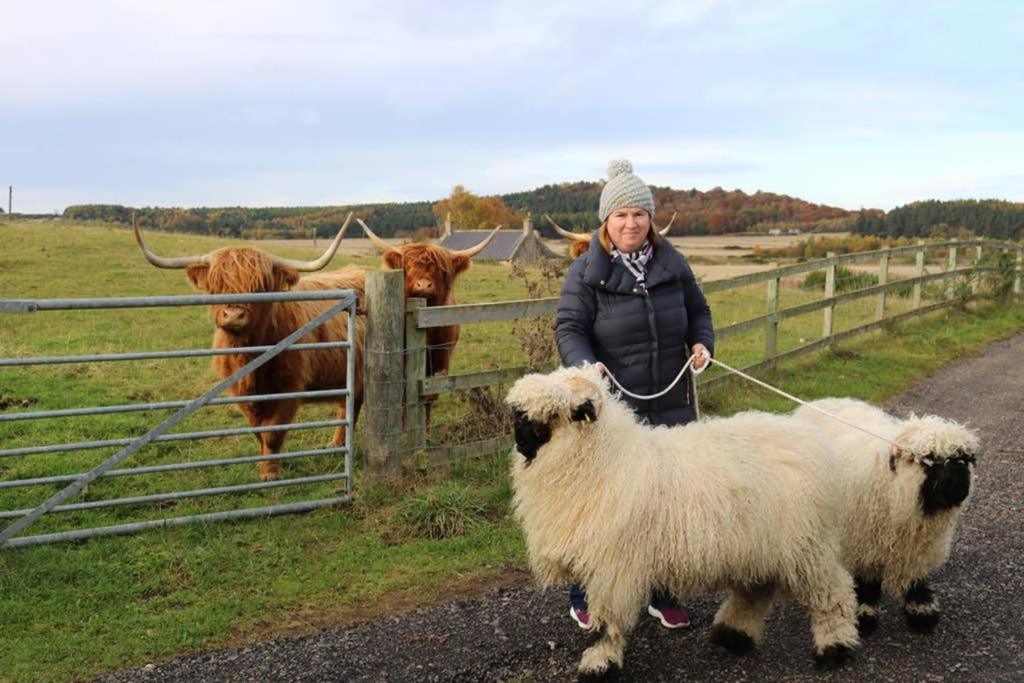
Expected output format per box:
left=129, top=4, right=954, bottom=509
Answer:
left=611, top=240, right=654, bottom=291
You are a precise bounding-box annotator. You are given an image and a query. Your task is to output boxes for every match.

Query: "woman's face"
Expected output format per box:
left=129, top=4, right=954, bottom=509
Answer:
left=605, top=208, right=651, bottom=253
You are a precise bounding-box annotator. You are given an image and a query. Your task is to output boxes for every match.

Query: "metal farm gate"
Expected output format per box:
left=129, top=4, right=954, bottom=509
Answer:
left=0, top=290, right=358, bottom=549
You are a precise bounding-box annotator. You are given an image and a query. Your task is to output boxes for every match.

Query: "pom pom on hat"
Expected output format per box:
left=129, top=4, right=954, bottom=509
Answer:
left=598, top=158, right=654, bottom=222
left=607, top=159, right=633, bottom=179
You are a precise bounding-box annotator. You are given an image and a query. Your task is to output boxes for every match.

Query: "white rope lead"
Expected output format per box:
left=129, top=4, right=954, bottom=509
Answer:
left=704, top=357, right=899, bottom=448
left=600, top=354, right=897, bottom=448
left=603, top=355, right=696, bottom=401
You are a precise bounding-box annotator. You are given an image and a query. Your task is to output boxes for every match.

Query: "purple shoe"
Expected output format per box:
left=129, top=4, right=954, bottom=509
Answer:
left=648, top=604, right=691, bottom=629
left=569, top=606, right=592, bottom=630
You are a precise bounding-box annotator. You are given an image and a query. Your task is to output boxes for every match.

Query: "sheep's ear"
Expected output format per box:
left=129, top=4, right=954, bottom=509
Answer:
left=571, top=399, right=597, bottom=423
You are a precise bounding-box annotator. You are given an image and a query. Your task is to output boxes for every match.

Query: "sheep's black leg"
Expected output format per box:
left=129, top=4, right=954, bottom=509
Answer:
left=711, top=583, right=775, bottom=654
left=903, top=579, right=940, bottom=633
left=854, top=577, right=882, bottom=636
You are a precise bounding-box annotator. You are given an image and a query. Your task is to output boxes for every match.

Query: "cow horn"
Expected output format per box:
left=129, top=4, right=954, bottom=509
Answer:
left=133, top=212, right=209, bottom=268
left=450, top=224, right=502, bottom=258
left=357, top=218, right=401, bottom=255
left=545, top=214, right=590, bottom=242
left=655, top=211, right=677, bottom=236
left=271, top=212, right=354, bottom=271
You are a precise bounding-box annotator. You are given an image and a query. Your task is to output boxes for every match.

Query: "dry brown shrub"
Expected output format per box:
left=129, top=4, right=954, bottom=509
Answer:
left=435, top=386, right=513, bottom=446
left=425, top=259, right=566, bottom=459
left=509, top=258, right=566, bottom=372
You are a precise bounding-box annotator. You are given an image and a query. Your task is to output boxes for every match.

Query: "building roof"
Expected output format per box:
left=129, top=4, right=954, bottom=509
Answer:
left=438, top=230, right=525, bottom=261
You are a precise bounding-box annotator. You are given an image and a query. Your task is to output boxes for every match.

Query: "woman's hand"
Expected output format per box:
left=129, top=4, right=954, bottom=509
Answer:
left=691, top=344, right=711, bottom=372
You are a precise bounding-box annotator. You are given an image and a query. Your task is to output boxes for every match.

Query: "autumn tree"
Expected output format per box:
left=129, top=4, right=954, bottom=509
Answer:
left=432, top=185, right=517, bottom=229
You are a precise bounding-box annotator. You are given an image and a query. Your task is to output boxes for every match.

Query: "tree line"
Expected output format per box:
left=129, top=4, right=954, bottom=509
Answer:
left=503, top=182, right=856, bottom=236
left=62, top=184, right=858, bottom=239
left=62, top=187, right=1022, bottom=241
left=853, top=200, right=1023, bottom=241
left=62, top=202, right=436, bottom=240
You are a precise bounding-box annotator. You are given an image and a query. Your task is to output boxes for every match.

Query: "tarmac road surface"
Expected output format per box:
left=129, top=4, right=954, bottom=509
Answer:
left=100, top=331, right=1024, bottom=682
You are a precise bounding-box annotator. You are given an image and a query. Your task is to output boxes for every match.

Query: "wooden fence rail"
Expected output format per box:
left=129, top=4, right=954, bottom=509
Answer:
left=364, top=239, right=1023, bottom=477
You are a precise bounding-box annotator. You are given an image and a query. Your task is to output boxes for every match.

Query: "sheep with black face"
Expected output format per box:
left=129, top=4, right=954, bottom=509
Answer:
left=506, top=365, right=860, bottom=678
left=792, top=398, right=979, bottom=636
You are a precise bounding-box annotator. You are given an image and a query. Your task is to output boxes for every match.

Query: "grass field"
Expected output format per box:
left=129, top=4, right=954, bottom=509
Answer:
left=1, top=220, right=1022, bottom=682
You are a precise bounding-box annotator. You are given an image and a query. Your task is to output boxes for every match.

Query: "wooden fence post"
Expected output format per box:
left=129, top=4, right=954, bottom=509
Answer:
left=973, top=244, right=984, bottom=294
left=405, top=298, right=428, bottom=457
left=1015, top=245, right=1023, bottom=296
left=876, top=245, right=890, bottom=320
left=822, top=252, right=836, bottom=339
left=946, top=238, right=959, bottom=299
left=364, top=270, right=406, bottom=481
left=765, top=264, right=779, bottom=361
left=913, top=241, right=925, bottom=308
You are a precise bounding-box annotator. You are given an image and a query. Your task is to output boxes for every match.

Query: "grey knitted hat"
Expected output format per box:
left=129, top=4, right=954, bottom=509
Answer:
left=598, top=159, right=655, bottom=222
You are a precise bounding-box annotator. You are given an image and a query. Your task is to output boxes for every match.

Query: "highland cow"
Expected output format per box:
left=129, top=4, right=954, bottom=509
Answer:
left=134, top=214, right=366, bottom=481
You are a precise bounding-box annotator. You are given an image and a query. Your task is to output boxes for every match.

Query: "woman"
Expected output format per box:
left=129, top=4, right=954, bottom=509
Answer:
left=555, top=159, right=714, bottom=630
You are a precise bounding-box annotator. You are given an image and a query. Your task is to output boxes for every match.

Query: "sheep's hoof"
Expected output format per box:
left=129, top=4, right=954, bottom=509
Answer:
left=857, top=613, right=879, bottom=637
left=814, top=643, right=854, bottom=670
left=905, top=609, right=940, bottom=633
left=710, top=623, right=756, bottom=654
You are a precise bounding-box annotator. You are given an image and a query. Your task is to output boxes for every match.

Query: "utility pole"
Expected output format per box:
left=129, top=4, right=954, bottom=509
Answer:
left=7, top=186, right=11, bottom=222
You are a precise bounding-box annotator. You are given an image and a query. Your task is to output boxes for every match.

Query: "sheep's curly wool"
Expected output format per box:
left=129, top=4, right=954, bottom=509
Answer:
left=793, top=398, right=979, bottom=634
left=506, top=365, right=859, bottom=675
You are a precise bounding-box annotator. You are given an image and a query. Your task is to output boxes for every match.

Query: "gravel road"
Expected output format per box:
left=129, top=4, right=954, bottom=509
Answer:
left=101, top=332, right=1024, bottom=682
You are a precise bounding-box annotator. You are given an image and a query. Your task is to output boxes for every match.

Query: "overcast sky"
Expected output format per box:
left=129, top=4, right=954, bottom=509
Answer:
left=3, top=0, right=1022, bottom=214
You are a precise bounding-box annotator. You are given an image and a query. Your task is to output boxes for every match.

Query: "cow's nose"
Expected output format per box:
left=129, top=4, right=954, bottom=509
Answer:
left=217, top=307, right=249, bottom=331
left=413, top=279, right=434, bottom=294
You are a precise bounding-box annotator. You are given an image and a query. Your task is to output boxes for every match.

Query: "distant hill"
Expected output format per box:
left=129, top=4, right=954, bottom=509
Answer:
left=852, top=199, right=1024, bottom=241
left=62, top=182, right=861, bottom=239
left=504, top=182, right=854, bottom=236
left=63, top=191, right=1024, bottom=242
left=62, top=202, right=435, bottom=240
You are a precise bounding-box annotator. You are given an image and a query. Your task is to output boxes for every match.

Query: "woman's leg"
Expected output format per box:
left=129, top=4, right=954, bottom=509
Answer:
left=569, top=583, right=591, bottom=629
left=649, top=588, right=679, bottom=610
left=570, top=583, right=588, bottom=610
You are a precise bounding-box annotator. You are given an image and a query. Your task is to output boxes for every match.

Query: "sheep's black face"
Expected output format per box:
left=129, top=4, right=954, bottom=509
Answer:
left=514, top=409, right=551, bottom=464
left=919, top=453, right=974, bottom=515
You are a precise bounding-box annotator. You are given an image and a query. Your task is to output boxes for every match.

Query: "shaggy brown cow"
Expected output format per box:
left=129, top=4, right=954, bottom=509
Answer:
left=546, top=212, right=676, bottom=258
left=134, top=213, right=365, bottom=481
left=357, top=219, right=499, bottom=421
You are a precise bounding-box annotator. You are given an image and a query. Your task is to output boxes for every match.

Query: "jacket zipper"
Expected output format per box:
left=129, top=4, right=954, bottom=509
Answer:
left=641, top=289, right=661, bottom=410
left=642, top=286, right=691, bottom=408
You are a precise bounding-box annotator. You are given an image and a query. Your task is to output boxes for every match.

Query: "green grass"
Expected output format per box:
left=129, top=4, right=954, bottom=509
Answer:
left=0, top=220, right=1022, bottom=682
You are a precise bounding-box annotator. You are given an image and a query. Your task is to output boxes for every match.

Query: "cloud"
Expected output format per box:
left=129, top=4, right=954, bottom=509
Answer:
left=4, top=1, right=1022, bottom=212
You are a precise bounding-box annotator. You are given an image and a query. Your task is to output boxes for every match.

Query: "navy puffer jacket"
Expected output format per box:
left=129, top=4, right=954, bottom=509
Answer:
left=555, top=235, right=715, bottom=427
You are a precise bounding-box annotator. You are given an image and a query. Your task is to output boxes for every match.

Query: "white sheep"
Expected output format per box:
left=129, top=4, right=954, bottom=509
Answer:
left=792, top=398, right=979, bottom=636
left=506, top=365, right=860, bottom=678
